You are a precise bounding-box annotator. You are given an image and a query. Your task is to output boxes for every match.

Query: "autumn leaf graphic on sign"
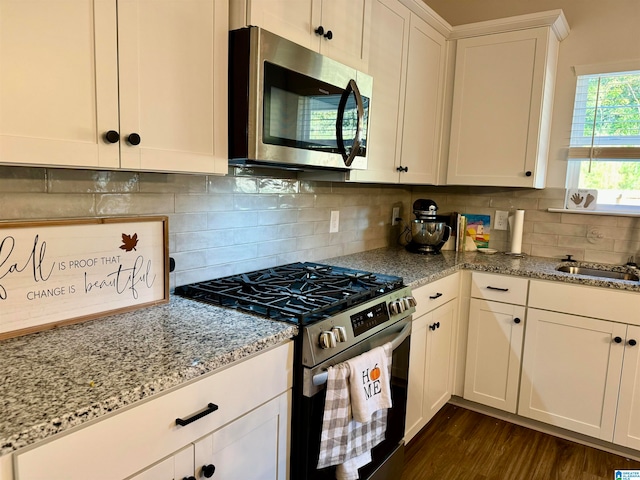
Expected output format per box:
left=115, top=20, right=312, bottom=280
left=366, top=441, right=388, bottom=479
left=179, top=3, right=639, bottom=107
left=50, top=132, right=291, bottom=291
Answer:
left=120, top=233, right=138, bottom=252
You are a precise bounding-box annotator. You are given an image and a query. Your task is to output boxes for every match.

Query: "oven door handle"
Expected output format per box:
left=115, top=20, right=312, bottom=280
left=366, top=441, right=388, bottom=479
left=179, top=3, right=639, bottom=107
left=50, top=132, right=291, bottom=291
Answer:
left=312, top=322, right=411, bottom=387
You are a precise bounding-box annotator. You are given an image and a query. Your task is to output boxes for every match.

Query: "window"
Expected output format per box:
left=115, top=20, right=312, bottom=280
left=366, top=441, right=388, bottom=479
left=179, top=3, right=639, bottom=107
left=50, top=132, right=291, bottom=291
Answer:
left=567, top=68, right=640, bottom=209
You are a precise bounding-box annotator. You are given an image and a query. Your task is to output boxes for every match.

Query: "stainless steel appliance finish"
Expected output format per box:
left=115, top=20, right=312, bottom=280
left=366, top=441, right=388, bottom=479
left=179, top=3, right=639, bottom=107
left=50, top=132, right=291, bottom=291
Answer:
left=298, top=315, right=412, bottom=480
left=228, top=27, right=373, bottom=171
left=175, top=262, right=415, bottom=480
left=556, top=264, right=640, bottom=281
left=406, top=199, right=452, bottom=254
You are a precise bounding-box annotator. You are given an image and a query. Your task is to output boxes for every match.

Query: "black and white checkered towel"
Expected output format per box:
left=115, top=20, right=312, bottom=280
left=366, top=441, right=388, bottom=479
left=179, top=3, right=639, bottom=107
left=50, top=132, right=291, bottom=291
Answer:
left=317, top=344, right=392, bottom=479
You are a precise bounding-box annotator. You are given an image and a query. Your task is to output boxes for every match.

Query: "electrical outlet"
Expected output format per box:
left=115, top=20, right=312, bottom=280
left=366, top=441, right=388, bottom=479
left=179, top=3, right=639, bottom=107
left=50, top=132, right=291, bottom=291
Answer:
left=392, top=207, right=400, bottom=226
left=494, top=210, right=509, bottom=230
left=330, top=211, right=339, bottom=233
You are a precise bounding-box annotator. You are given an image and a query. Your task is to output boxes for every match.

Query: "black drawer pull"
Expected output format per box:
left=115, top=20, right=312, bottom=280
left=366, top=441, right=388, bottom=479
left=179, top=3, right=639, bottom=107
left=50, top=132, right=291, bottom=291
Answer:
left=176, top=403, right=218, bottom=427
left=487, top=286, right=509, bottom=292
left=429, top=292, right=443, bottom=300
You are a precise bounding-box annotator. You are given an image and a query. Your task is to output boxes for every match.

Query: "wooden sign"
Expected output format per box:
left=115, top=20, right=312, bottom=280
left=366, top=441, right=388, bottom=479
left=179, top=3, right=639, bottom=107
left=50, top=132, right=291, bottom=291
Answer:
left=0, top=216, right=169, bottom=339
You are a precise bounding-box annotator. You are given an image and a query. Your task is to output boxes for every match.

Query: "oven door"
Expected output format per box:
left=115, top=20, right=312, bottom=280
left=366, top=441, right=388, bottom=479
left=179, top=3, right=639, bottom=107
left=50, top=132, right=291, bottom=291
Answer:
left=293, top=317, right=411, bottom=480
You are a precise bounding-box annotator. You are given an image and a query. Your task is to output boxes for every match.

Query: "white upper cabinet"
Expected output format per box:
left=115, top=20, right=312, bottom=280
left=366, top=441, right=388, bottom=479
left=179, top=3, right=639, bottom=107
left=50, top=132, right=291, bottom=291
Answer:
left=348, top=0, right=409, bottom=183
left=349, top=0, right=448, bottom=184
left=399, top=13, right=447, bottom=184
left=0, top=0, right=120, bottom=169
left=118, top=0, right=228, bottom=174
left=229, top=0, right=371, bottom=71
left=0, top=0, right=228, bottom=174
left=446, top=11, right=569, bottom=188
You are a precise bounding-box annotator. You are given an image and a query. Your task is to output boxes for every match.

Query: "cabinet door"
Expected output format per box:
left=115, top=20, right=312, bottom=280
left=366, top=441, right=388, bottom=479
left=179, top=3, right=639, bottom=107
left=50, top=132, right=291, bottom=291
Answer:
left=0, top=0, right=119, bottom=169
left=405, top=300, right=456, bottom=443
left=464, top=299, right=525, bottom=413
left=348, top=0, right=409, bottom=183
left=405, top=309, right=430, bottom=442
left=614, top=325, right=640, bottom=449
left=318, top=0, right=371, bottom=72
left=193, top=392, right=290, bottom=480
left=447, top=27, right=555, bottom=187
left=240, top=0, right=316, bottom=51
left=129, top=446, right=194, bottom=480
left=423, top=300, right=457, bottom=421
left=117, top=0, right=228, bottom=174
left=519, top=308, right=626, bottom=441
left=398, top=13, right=446, bottom=185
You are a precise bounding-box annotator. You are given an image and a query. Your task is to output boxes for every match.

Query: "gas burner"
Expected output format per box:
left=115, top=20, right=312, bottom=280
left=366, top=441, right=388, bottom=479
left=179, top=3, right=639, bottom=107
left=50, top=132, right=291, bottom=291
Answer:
left=174, top=262, right=404, bottom=325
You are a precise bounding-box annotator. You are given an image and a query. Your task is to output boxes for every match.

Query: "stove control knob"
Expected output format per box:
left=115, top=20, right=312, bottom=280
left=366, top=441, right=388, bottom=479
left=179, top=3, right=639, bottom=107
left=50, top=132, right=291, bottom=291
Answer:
left=332, top=326, right=347, bottom=343
left=388, top=301, right=398, bottom=315
left=319, top=331, right=337, bottom=349
left=395, top=300, right=405, bottom=313
left=407, top=296, right=417, bottom=307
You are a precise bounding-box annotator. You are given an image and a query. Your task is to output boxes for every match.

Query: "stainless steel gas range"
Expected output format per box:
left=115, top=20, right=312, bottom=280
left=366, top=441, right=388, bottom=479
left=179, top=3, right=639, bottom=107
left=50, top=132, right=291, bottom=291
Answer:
left=175, top=262, right=416, bottom=480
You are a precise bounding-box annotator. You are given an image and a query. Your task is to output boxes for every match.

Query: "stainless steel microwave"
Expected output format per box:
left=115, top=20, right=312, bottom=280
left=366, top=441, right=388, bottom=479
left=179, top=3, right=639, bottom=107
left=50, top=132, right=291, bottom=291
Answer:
left=229, top=27, right=372, bottom=171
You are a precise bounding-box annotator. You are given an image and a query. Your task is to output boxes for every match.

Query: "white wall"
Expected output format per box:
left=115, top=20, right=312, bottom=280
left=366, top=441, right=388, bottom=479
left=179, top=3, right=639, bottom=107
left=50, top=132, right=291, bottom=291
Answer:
left=424, top=0, right=640, bottom=187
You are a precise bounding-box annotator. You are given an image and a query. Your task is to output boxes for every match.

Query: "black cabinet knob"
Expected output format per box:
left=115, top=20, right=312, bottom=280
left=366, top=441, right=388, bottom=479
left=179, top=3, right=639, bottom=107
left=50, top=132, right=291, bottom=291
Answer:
left=324, top=30, right=333, bottom=40
left=183, top=477, right=196, bottom=480
left=614, top=336, right=623, bottom=344
left=525, top=171, right=532, bottom=177
left=104, top=130, right=120, bottom=144
left=514, top=318, right=521, bottom=324
left=629, top=339, right=637, bottom=347
left=396, top=166, right=408, bottom=172
left=127, top=133, right=141, bottom=145
left=202, top=464, right=216, bottom=478
left=314, top=25, right=324, bottom=36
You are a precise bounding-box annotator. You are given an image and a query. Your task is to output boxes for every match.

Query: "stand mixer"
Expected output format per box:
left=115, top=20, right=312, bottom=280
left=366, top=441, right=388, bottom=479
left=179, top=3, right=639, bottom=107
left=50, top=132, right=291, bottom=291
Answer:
left=406, top=199, right=452, bottom=254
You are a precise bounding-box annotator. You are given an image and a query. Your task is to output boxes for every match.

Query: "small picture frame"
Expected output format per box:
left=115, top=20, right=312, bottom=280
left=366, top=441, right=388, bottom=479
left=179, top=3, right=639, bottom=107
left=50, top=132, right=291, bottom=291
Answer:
left=565, top=189, right=598, bottom=210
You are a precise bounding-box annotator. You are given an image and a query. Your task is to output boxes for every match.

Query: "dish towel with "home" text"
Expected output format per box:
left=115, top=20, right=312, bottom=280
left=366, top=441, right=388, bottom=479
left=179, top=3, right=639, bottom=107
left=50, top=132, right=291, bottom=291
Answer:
left=317, top=343, right=393, bottom=480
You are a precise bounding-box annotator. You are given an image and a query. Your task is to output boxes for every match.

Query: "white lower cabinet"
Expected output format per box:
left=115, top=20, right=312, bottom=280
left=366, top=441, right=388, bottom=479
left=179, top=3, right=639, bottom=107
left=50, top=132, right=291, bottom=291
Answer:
left=405, top=273, right=459, bottom=443
left=193, top=392, right=290, bottom=480
left=463, top=299, right=525, bottom=413
left=130, top=392, right=290, bottom=480
left=129, top=446, right=194, bottom=480
left=615, top=325, right=640, bottom=450
left=13, top=342, right=293, bottom=480
left=518, top=308, right=626, bottom=441
left=519, top=280, right=640, bottom=447
left=463, top=272, right=527, bottom=413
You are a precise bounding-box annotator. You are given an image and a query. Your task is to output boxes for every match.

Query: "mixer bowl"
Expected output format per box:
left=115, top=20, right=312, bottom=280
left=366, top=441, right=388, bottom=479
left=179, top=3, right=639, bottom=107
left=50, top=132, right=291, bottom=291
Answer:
left=411, top=221, right=450, bottom=246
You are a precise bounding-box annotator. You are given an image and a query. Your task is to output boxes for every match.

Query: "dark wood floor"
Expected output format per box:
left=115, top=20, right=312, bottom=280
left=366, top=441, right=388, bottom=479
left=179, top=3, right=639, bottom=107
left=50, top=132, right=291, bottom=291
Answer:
left=402, top=403, right=640, bottom=480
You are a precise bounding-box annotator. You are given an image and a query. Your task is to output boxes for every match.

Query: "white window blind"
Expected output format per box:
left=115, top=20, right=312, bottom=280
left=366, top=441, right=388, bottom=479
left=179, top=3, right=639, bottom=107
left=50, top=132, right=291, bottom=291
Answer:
left=569, top=70, right=640, bottom=161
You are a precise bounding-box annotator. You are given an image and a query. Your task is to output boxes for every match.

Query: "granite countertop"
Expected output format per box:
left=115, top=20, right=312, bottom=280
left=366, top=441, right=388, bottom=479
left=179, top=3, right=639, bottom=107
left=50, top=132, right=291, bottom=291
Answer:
left=324, top=248, right=640, bottom=293
left=2, top=247, right=639, bottom=457
left=0, top=296, right=297, bottom=456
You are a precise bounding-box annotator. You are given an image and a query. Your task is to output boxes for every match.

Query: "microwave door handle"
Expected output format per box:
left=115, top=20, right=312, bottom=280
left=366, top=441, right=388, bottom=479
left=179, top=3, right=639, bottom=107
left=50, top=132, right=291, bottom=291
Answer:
left=311, top=322, right=411, bottom=386
left=336, top=79, right=363, bottom=167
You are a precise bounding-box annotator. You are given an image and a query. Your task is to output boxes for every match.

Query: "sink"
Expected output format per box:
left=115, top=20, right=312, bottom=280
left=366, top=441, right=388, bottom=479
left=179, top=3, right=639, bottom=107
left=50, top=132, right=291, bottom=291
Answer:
left=556, top=265, right=639, bottom=281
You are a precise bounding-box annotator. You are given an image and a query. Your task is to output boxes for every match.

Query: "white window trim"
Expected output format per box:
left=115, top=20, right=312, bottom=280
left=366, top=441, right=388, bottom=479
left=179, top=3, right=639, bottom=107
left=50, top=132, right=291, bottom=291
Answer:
left=560, top=62, right=640, bottom=216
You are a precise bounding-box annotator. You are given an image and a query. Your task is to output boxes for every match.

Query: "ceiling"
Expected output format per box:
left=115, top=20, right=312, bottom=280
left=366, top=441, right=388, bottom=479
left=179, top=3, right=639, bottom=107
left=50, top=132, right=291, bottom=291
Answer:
left=422, top=0, right=637, bottom=27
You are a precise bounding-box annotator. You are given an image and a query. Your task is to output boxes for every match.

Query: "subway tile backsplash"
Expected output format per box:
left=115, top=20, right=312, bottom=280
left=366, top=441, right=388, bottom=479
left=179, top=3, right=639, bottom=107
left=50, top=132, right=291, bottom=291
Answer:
left=413, top=186, right=640, bottom=264
left=2, top=166, right=639, bottom=290
left=0, top=166, right=411, bottom=288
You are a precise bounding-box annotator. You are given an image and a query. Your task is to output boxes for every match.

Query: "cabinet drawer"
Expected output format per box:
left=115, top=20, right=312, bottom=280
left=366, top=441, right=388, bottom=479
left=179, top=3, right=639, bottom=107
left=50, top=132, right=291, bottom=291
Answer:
left=14, top=342, right=293, bottom=480
left=413, top=272, right=460, bottom=318
left=529, top=280, right=639, bottom=324
left=470, top=272, right=528, bottom=305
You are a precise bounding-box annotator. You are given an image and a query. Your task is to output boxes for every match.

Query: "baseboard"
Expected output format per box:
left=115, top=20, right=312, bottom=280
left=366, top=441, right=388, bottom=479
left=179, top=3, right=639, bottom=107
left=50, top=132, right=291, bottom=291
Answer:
left=448, top=396, right=640, bottom=462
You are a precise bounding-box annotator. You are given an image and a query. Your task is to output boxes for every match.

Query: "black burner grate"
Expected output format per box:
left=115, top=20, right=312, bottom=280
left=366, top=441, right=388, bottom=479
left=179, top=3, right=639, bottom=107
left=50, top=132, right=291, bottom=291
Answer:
left=174, top=262, right=404, bottom=325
